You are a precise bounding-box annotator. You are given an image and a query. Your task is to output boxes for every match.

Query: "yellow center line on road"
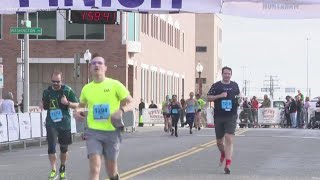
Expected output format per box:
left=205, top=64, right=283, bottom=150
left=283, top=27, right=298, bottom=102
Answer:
left=120, top=129, right=248, bottom=180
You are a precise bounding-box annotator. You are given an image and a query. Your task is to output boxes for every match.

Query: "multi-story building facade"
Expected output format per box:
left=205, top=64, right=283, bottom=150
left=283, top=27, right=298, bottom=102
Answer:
left=195, top=14, right=222, bottom=96
left=0, top=12, right=195, bottom=108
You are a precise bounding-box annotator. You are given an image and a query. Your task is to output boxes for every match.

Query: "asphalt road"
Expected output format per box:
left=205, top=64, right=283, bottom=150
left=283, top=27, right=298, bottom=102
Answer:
left=1, top=126, right=320, bottom=180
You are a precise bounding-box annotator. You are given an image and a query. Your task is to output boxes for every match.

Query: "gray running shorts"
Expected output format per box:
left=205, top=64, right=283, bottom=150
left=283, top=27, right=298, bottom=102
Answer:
left=85, top=129, right=121, bottom=161
left=214, top=115, right=237, bottom=139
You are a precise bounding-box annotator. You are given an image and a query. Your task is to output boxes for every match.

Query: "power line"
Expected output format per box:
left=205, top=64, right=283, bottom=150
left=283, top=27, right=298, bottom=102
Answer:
left=262, top=75, right=280, bottom=99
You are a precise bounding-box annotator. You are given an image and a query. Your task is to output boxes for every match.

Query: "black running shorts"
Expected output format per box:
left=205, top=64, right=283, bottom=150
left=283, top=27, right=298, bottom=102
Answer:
left=46, top=126, right=72, bottom=146
left=214, top=114, right=237, bottom=139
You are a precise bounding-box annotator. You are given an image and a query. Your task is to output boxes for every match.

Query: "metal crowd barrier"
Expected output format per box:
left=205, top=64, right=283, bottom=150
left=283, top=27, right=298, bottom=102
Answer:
left=237, top=108, right=284, bottom=128
left=0, top=110, right=136, bottom=150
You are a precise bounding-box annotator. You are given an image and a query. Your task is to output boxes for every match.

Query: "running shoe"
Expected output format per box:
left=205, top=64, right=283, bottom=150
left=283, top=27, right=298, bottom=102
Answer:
left=48, top=170, right=58, bottom=180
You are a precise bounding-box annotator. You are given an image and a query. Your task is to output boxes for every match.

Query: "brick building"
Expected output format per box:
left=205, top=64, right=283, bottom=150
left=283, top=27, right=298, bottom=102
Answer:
left=0, top=11, right=195, bottom=109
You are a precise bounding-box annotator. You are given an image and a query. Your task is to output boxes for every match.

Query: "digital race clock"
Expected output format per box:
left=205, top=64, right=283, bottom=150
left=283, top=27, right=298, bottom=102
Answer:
left=71, top=10, right=118, bottom=24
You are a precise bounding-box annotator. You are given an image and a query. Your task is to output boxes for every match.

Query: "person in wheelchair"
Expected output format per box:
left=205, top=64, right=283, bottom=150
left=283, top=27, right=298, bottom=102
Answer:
left=307, top=97, right=320, bottom=129
left=239, top=97, right=253, bottom=128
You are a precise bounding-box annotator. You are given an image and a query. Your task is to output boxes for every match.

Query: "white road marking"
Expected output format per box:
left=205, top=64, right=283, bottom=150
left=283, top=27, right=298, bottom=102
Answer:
left=271, top=136, right=320, bottom=139
left=196, top=135, right=215, bottom=137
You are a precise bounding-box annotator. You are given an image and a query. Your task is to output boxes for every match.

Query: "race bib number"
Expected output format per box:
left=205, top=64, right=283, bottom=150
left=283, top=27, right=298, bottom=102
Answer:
left=186, top=106, right=195, bottom=113
left=172, top=109, right=178, bottom=114
left=93, top=104, right=110, bottom=121
left=50, top=109, right=63, bottom=122
left=221, top=100, right=232, bottom=111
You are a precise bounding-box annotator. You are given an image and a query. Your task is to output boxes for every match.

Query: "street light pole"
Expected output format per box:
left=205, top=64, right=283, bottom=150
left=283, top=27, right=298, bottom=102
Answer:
left=198, top=71, right=202, bottom=96
left=23, top=12, right=30, bottom=113
left=196, top=62, right=203, bottom=96
left=84, top=49, right=92, bottom=84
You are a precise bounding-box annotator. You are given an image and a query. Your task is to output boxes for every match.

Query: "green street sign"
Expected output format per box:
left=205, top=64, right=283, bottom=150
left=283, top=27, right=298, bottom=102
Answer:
left=10, top=27, right=42, bottom=35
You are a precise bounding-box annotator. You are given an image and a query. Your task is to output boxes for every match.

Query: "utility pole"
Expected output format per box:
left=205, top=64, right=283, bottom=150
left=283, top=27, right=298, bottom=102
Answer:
left=241, top=66, right=249, bottom=96
left=263, top=75, right=280, bottom=99
left=306, top=37, right=310, bottom=97
left=243, top=80, right=249, bottom=97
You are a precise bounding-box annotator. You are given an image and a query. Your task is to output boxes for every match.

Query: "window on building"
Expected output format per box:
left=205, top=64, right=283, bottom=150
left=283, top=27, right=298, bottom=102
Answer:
left=146, top=14, right=149, bottom=35
left=167, top=25, right=170, bottom=46
left=66, top=23, right=84, bottom=39
left=155, top=16, right=158, bottom=39
left=219, top=27, right=222, bottom=43
left=171, top=26, right=174, bottom=46
left=174, top=29, right=180, bottom=49
left=170, top=25, right=174, bottom=46
left=151, top=71, right=154, bottom=103
left=195, top=78, right=207, bottom=84
left=182, top=78, right=185, bottom=97
left=141, top=14, right=145, bottom=34
left=182, top=32, right=185, bottom=52
left=164, top=74, right=167, bottom=97
left=66, top=23, right=104, bottom=40
left=151, top=15, right=159, bottom=39
left=127, top=12, right=140, bottom=41
left=155, top=72, right=158, bottom=104
left=38, top=12, right=56, bottom=39
left=141, top=14, right=149, bottom=35
left=196, top=46, right=207, bottom=52
left=178, top=78, right=180, bottom=99
left=176, top=77, right=178, bottom=96
left=161, top=73, right=165, bottom=102
left=173, top=77, right=176, bottom=95
left=18, top=12, right=57, bottom=39
left=141, top=68, right=144, bottom=100
left=86, top=24, right=104, bottom=39
left=160, top=20, right=166, bottom=43
left=66, top=22, right=104, bottom=40
left=151, top=15, right=154, bottom=37
left=168, top=75, right=172, bottom=96
left=0, top=15, right=2, bottom=39
left=146, top=69, right=149, bottom=103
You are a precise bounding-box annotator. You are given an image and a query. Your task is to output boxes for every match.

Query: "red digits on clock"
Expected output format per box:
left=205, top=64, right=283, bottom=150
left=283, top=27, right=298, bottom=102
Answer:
left=103, top=12, right=110, bottom=21
left=88, top=12, right=94, bottom=20
left=94, top=12, right=100, bottom=21
left=81, top=12, right=86, bottom=21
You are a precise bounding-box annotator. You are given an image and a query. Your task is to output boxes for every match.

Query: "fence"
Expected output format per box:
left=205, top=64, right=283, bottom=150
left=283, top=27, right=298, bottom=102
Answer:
left=140, top=107, right=284, bottom=127
left=237, top=108, right=283, bottom=127
left=0, top=110, right=136, bottom=144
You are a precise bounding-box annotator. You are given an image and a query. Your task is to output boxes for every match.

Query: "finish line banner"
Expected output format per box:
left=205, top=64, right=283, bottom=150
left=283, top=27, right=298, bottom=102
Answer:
left=0, top=0, right=220, bottom=14
left=2, top=0, right=320, bottom=18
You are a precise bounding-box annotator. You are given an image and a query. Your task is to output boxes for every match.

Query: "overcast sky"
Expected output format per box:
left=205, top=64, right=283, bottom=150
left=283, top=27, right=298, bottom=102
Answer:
left=220, top=14, right=320, bottom=100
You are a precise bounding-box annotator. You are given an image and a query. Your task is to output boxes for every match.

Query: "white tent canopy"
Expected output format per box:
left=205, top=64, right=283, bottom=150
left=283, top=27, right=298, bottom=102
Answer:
left=1, top=0, right=320, bottom=19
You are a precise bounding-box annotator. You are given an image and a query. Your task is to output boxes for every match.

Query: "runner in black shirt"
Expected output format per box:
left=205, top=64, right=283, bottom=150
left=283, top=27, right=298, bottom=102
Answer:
left=207, top=66, right=240, bottom=174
